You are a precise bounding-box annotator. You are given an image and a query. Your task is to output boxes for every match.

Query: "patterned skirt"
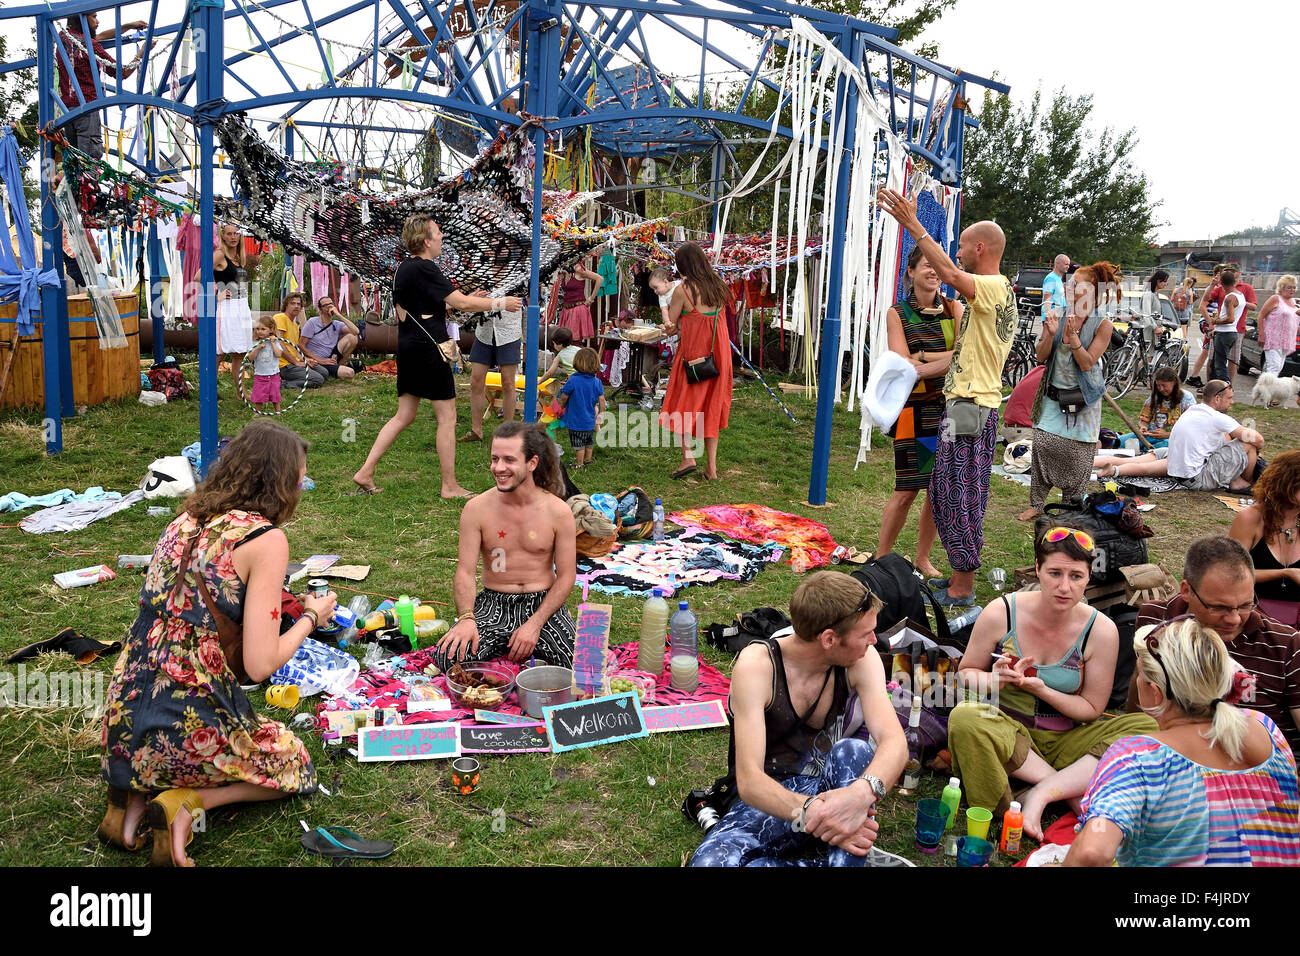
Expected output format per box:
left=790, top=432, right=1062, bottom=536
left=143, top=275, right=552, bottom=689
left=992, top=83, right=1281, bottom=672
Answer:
left=890, top=395, right=943, bottom=491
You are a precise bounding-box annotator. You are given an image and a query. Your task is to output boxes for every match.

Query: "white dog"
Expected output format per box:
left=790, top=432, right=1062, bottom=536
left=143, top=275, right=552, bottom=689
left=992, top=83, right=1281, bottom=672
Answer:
left=1250, top=372, right=1300, bottom=408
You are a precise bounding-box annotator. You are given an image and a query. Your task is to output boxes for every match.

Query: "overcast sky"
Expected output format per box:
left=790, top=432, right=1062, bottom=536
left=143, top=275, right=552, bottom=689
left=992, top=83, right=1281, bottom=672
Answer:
left=919, top=0, right=1300, bottom=243
left=3, top=0, right=1296, bottom=245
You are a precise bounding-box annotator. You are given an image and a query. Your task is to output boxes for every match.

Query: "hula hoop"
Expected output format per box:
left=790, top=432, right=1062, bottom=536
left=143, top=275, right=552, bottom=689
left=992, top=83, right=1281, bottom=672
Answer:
left=236, top=335, right=311, bottom=416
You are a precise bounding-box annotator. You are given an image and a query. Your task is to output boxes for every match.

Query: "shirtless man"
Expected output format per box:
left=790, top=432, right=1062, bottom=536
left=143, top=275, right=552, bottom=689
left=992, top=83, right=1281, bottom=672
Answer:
left=434, top=422, right=578, bottom=669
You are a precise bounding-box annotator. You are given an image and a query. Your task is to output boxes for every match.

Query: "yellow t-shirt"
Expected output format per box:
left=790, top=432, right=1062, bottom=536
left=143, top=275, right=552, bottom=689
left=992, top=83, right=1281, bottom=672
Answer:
left=272, top=312, right=301, bottom=369
left=944, top=273, right=1016, bottom=408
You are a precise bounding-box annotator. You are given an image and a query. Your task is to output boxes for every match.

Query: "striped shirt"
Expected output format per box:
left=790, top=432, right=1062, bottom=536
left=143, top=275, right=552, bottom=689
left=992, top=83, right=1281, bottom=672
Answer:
left=1079, top=711, right=1299, bottom=866
left=1137, top=596, right=1300, bottom=755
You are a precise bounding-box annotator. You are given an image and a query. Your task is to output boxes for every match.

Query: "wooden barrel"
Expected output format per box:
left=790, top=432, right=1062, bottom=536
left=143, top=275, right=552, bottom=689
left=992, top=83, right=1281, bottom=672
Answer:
left=0, top=293, right=141, bottom=409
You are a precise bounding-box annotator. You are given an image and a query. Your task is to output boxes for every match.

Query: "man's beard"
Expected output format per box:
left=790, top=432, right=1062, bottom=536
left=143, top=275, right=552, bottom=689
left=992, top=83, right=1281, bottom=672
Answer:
left=495, top=470, right=530, bottom=493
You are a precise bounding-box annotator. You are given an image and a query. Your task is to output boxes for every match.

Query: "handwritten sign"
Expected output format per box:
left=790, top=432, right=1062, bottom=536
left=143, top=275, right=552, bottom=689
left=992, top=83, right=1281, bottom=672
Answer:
left=572, top=603, right=612, bottom=698
left=474, top=709, right=541, bottom=725
left=459, top=723, right=551, bottom=754
left=643, top=700, right=730, bottom=734
left=357, top=722, right=461, bottom=762
left=544, top=692, right=648, bottom=753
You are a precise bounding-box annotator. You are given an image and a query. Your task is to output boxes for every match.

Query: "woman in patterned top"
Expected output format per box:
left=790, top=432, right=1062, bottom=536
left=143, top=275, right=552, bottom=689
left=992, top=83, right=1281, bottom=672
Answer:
left=1067, top=616, right=1298, bottom=866
left=876, top=246, right=963, bottom=578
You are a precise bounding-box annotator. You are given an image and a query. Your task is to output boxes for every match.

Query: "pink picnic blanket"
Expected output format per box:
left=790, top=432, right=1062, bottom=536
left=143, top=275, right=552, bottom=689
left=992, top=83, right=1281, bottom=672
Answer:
left=670, top=503, right=839, bottom=572
left=315, top=642, right=730, bottom=730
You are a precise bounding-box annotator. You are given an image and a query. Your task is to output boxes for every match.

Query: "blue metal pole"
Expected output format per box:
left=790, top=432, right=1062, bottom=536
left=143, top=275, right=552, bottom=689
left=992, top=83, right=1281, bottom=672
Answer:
left=807, top=29, right=861, bottom=506
left=522, top=0, right=562, bottom=425
left=36, top=16, right=67, bottom=453
left=196, top=0, right=224, bottom=477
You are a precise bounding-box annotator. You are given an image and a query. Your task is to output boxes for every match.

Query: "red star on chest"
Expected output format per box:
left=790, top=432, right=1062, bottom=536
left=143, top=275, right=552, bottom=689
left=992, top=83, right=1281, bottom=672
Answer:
left=498, top=530, right=507, bottom=539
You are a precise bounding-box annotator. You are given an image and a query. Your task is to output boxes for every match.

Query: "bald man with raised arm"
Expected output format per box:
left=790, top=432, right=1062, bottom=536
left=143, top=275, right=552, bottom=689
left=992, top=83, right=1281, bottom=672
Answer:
left=878, top=190, right=1016, bottom=607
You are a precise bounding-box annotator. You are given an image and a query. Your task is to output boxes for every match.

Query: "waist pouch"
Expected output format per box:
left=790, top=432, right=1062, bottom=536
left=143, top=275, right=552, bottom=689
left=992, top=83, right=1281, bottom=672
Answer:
left=945, top=398, right=991, bottom=438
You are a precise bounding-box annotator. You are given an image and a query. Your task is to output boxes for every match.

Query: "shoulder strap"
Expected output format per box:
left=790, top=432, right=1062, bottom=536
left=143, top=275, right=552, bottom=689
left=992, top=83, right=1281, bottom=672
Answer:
left=910, top=566, right=953, bottom=644
left=1078, top=608, right=1099, bottom=655
left=1000, top=594, right=1013, bottom=631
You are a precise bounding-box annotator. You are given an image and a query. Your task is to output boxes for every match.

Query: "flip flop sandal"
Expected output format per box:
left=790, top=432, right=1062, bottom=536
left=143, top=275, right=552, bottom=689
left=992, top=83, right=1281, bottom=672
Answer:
left=457, top=432, right=483, bottom=443
left=670, top=464, right=697, bottom=480
left=301, top=826, right=395, bottom=860
left=348, top=484, right=382, bottom=496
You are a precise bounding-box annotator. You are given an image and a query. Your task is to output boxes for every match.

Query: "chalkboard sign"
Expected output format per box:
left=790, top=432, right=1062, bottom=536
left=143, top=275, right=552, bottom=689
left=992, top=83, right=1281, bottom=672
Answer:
left=459, top=723, right=551, bottom=753
left=643, top=700, right=730, bottom=734
left=357, top=722, right=461, bottom=762
left=544, top=692, right=648, bottom=753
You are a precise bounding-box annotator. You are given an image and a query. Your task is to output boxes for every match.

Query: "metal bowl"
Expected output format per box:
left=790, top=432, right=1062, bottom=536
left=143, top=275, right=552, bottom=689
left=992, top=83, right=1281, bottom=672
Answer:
left=515, top=665, right=574, bottom=718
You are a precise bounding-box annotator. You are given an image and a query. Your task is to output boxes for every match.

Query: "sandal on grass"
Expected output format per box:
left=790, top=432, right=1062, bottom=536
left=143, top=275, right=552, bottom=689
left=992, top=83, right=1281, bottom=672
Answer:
left=670, top=464, right=697, bottom=480
left=98, top=786, right=146, bottom=852
left=301, top=826, right=395, bottom=860
left=147, top=787, right=204, bottom=867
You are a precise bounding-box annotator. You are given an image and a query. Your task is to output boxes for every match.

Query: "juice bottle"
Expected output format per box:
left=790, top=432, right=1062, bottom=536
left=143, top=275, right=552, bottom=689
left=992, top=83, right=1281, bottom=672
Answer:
left=636, top=588, right=670, bottom=674
left=940, top=776, right=962, bottom=828
left=1001, top=800, right=1024, bottom=854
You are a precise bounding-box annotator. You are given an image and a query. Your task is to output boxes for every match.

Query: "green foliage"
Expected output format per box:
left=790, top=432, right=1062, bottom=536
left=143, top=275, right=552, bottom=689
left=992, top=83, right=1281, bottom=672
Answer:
left=963, top=86, right=1160, bottom=270
left=1, top=30, right=40, bottom=214
left=1283, top=243, right=1300, bottom=273
left=1217, top=225, right=1281, bottom=241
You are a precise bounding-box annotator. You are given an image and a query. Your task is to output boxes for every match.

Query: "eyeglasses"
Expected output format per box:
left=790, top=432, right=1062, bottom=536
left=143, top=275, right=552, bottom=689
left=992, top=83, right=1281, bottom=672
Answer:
left=1041, top=527, right=1095, bottom=551
left=1141, top=613, right=1195, bottom=701
left=1186, top=579, right=1256, bottom=617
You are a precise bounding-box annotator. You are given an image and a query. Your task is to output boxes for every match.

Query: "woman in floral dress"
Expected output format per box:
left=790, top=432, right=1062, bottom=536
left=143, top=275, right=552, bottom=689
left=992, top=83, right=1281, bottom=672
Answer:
left=99, top=421, right=338, bottom=866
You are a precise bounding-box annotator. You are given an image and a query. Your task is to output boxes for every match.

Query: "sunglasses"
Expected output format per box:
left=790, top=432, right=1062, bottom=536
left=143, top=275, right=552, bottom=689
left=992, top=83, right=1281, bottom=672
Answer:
left=1141, top=614, right=1194, bottom=698
left=1041, top=527, right=1095, bottom=551
left=1187, top=579, right=1257, bottom=617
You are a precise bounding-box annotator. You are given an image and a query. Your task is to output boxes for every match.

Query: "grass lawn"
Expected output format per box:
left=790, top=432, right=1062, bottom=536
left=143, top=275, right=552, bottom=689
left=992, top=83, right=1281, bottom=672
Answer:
left=0, top=361, right=1293, bottom=867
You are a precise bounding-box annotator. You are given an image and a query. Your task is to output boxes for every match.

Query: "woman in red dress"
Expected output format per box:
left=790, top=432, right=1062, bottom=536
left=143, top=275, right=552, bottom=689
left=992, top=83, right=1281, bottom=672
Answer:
left=658, top=242, right=733, bottom=480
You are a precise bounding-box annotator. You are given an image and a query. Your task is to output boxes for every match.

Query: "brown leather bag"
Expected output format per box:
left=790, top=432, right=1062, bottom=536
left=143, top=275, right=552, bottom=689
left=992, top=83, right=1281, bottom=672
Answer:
left=173, top=530, right=251, bottom=683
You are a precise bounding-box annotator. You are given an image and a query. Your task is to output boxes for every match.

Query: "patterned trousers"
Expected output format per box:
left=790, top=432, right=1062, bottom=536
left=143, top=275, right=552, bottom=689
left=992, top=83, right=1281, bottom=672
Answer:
left=1029, top=427, right=1096, bottom=511
left=930, top=406, right=999, bottom=573
left=688, top=738, right=875, bottom=867
left=428, top=589, right=576, bottom=671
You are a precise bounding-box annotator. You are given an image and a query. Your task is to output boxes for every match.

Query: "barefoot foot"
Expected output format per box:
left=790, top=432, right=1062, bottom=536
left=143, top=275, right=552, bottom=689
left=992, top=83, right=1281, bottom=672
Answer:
left=1018, top=782, right=1057, bottom=842
left=1017, top=508, right=1043, bottom=522
left=171, top=806, right=195, bottom=867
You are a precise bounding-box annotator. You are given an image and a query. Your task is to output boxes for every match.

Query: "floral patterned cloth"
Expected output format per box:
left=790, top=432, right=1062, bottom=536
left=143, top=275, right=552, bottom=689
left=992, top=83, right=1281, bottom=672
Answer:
left=101, top=510, right=316, bottom=794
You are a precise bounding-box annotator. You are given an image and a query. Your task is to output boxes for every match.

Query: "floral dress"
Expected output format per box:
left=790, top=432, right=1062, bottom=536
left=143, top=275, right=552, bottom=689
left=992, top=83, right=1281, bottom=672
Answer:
left=101, top=510, right=316, bottom=794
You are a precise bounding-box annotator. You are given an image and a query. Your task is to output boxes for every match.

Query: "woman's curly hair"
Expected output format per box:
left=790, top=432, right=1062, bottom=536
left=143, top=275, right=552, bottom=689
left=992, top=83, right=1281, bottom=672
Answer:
left=1253, top=450, right=1300, bottom=543
left=182, top=421, right=309, bottom=526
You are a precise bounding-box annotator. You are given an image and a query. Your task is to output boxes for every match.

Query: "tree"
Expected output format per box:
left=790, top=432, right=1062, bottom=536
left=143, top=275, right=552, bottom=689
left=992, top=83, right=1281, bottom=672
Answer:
left=0, top=30, right=40, bottom=217
left=962, top=85, right=1160, bottom=270
left=1283, top=242, right=1300, bottom=273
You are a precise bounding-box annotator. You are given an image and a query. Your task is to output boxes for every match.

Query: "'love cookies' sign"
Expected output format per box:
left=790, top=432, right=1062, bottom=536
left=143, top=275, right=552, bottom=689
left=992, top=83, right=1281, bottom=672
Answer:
left=544, top=692, right=648, bottom=753
left=357, top=722, right=460, bottom=762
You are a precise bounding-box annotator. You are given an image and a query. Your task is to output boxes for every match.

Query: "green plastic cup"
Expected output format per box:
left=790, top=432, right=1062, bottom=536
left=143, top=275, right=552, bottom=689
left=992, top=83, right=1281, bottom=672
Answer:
left=966, top=806, right=993, bottom=841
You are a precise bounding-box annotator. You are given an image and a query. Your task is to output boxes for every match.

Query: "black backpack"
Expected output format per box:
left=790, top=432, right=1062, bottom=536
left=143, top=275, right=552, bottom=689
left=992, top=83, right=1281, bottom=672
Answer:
left=849, top=553, right=955, bottom=644
left=1034, top=503, right=1149, bottom=587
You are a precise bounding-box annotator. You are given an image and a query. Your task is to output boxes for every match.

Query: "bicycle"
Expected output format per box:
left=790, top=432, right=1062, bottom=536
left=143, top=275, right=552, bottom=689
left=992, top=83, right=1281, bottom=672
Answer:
left=1002, top=301, right=1038, bottom=388
left=1102, top=311, right=1187, bottom=400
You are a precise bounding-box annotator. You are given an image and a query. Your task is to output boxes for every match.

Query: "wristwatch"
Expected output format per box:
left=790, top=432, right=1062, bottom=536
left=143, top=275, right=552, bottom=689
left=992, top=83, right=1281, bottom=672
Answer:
left=859, top=773, right=887, bottom=800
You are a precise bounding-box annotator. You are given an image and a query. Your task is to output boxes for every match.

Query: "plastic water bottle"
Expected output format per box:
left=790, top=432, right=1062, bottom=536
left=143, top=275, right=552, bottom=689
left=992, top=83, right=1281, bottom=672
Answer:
left=940, top=776, right=962, bottom=828
left=668, top=600, right=699, bottom=692
left=338, top=594, right=370, bottom=649
left=637, top=588, right=670, bottom=674
left=652, top=498, right=665, bottom=542
left=946, top=605, right=983, bottom=634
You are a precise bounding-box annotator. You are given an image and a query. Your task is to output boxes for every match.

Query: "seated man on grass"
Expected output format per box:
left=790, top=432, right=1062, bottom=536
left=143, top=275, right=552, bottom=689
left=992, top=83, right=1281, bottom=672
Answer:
left=299, top=295, right=360, bottom=380
left=434, top=422, right=577, bottom=670
left=1093, top=380, right=1262, bottom=491
left=689, top=571, right=908, bottom=867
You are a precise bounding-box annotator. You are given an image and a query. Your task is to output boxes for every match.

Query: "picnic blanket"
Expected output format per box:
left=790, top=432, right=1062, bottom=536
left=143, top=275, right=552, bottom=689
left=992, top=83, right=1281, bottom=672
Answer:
left=668, top=504, right=838, bottom=572
left=577, top=527, right=780, bottom=597
left=315, top=642, right=730, bottom=730
left=1214, top=494, right=1253, bottom=513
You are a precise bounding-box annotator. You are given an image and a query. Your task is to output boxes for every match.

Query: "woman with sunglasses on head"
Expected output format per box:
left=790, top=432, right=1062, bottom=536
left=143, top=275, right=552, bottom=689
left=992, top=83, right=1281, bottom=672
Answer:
left=948, top=526, right=1157, bottom=840
left=1066, top=617, right=1298, bottom=866
left=1229, top=449, right=1300, bottom=628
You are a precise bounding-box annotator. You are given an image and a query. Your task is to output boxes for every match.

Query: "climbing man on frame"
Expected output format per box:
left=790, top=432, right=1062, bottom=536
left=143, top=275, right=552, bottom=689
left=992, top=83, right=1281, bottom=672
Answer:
left=434, top=422, right=578, bottom=670
left=877, top=188, right=1016, bottom=607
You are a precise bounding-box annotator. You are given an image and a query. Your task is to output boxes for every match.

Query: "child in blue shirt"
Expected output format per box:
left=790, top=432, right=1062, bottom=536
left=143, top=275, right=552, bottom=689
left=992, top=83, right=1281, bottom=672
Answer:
left=559, top=347, right=606, bottom=467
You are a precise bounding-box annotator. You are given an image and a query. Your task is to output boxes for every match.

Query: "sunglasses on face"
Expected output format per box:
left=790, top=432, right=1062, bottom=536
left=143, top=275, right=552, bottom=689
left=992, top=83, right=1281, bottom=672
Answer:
left=1041, top=527, right=1095, bottom=551
left=1187, top=579, right=1257, bottom=617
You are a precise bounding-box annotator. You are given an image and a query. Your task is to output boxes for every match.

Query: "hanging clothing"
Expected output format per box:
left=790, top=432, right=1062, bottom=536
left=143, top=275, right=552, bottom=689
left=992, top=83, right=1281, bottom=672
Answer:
left=175, top=214, right=201, bottom=325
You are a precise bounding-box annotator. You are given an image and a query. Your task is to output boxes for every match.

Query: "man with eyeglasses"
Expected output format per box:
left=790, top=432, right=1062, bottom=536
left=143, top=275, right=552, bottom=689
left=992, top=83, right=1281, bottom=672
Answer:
left=299, top=295, right=361, bottom=380
left=1132, top=535, right=1300, bottom=756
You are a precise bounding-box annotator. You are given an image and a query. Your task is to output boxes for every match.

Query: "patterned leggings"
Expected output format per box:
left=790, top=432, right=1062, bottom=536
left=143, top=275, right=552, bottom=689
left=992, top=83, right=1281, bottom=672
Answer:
left=930, top=407, right=999, bottom=573
left=688, top=738, right=875, bottom=867
left=428, top=589, right=576, bottom=672
left=1029, top=428, right=1096, bottom=511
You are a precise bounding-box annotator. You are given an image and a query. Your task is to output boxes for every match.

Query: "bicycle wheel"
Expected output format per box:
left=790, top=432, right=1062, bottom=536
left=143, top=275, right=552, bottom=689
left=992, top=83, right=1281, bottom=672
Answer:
left=1153, top=343, right=1185, bottom=382
left=1106, top=345, right=1139, bottom=400
left=1003, top=346, right=1031, bottom=388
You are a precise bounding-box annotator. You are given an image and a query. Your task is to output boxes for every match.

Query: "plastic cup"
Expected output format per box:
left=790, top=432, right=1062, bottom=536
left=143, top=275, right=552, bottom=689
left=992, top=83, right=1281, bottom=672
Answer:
left=265, top=684, right=300, bottom=708
left=956, top=836, right=994, bottom=867
left=914, top=798, right=947, bottom=852
left=965, top=806, right=993, bottom=841
left=450, top=757, right=481, bottom=795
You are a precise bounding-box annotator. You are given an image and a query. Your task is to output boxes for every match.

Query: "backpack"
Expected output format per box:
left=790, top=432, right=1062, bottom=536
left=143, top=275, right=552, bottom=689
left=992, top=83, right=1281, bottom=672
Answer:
left=849, top=553, right=953, bottom=643
left=1034, top=503, right=1149, bottom=587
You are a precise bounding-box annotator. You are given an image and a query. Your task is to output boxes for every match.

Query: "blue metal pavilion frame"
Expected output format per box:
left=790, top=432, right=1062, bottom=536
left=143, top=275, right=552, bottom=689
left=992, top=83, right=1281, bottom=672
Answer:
left=1, top=0, right=1005, bottom=503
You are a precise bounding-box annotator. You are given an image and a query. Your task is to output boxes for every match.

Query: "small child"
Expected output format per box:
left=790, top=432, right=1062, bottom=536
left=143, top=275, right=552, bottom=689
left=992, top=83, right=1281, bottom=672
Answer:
left=248, top=315, right=287, bottom=413
left=558, top=347, right=606, bottom=467
left=542, top=326, right=580, bottom=381
left=648, top=267, right=680, bottom=324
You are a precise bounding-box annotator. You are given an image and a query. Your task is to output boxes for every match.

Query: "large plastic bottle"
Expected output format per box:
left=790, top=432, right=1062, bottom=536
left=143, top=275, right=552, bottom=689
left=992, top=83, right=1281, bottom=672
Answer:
left=637, top=588, right=670, bottom=674
left=668, top=600, right=699, bottom=692
left=338, top=595, right=371, bottom=649
left=360, top=604, right=436, bottom=632
left=652, top=498, right=665, bottom=542
left=1001, top=800, right=1024, bottom=854
left=940, top=776, right=962, bottom=829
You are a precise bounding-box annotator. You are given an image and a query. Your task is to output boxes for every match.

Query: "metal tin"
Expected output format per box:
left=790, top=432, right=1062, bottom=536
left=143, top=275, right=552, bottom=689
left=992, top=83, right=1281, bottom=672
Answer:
left=307, top=578, right=329, bottom=596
